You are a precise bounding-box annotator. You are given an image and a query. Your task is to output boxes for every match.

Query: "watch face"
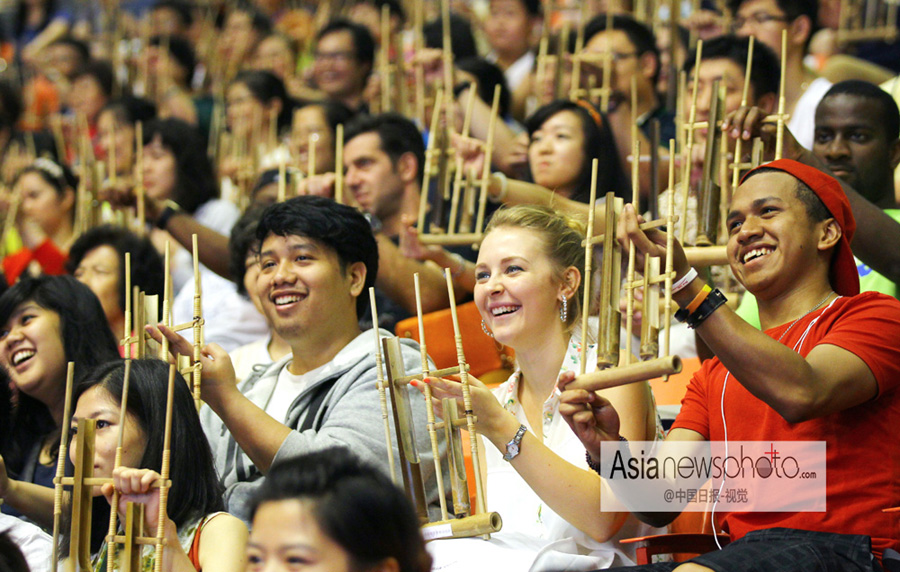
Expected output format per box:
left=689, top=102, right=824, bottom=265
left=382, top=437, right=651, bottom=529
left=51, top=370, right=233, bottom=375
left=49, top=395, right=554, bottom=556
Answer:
left=507, top=443, right=519, bottom=457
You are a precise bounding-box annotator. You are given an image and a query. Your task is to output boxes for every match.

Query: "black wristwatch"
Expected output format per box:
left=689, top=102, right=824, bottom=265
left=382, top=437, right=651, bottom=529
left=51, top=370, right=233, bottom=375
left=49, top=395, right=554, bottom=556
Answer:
left=156, top=200, right=183, bottom=230
left=675, top=288, right=728, bottom=329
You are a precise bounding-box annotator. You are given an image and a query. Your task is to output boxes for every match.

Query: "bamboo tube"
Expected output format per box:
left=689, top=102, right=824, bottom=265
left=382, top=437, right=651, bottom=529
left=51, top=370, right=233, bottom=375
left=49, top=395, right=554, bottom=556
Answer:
left=473, top=86, right=502, bottom=243
left=421, top=511, right=503, bottom=540
left=731, top=36, right=754, bottom=189
left=680, top=40, right=703, bottom=244
left=570, top=21, right=585, bottom=100
left=444, top=270, right=487, bottom=518
left=277, top=153, right=286, bottom=203
left=106, top=359, right=133, bottom=569
left=570, top=355, right=682, bottom=392
left=555, top=23, right=570, bottom=101
left=440, top=0, right=453, bottom=99
left=414, top=273, right=449, bottom=522
left=380, top=4, right=391, bottom=113
left=774, top=30, right=787, bottom=160
left=696, top=79, right=723, bottom=247
left=639, top=256, right=661, bottom=360
left=414, top=0, right=426, bottom=126
left=153, top=365, right=176, bottom=572
left=191, top=234, right=203, bottom=410
left=580, top=160, right=600, bottom=376
left=335, top=124, right=344, bottom=204
left=50, top=363, right=76, bottom=570
left=625, top=138, right=640, bottom=365
left=663, top=139, right=676, bottom=357
left=418, top=90, right=444, bottom=233
left=448, top=86, right=477, bottom=235
left=600, top=11, right=614, bottom=112
left=597, top=193, right=621, bottom=369
left=160, top=242, right=171, bottom=361
left=369, top=288, right=397, bottom=484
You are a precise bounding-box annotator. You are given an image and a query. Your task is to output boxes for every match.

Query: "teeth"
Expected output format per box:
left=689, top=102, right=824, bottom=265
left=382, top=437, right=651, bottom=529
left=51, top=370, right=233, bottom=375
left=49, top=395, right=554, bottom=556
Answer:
left=274, top=295, right=302, bottom=306
left=12, top=349, right=34, bottom=366
left=491, top=305, right=519, bottom=316
left=743, top=247, right=773, bottom=263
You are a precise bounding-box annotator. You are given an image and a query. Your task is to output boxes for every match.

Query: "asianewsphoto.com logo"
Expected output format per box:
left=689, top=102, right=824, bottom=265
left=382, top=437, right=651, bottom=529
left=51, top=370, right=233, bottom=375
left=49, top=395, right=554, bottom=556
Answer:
left=607, top=443, right=818, bottom=481
left=597, top=441, right=826, bottom=513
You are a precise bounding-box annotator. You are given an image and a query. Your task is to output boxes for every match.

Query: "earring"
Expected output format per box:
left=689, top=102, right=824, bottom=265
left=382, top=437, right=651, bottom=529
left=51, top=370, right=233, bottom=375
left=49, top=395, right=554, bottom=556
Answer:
left=560, top=296, right=568, bottom=322
left=481, top=319, right=494, bottom=338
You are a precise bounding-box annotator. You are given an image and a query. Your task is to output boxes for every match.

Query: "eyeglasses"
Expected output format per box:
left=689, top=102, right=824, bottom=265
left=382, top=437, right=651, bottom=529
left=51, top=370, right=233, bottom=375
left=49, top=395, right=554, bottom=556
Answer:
left=732, top=12, right=790, bottom=30
left=314, top=51, right=355, bottom=64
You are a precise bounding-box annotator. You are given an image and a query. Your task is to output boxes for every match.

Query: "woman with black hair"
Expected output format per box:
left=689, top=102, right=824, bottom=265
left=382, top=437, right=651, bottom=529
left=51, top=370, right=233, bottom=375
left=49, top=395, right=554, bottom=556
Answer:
left=97, top=96, right=157, bottom=183
left=247, top=447, right=430, bottom=572
left=71, top=359, right=247, bottom=571
left=2, top=158, right=78, bottom=285
left=0, top=276, right=119, bottom=519
left=67, top=224, right=164, bottom=345
left=139, top=118, right=268, bottom=352
left=289, top=99, right=356, bottom=178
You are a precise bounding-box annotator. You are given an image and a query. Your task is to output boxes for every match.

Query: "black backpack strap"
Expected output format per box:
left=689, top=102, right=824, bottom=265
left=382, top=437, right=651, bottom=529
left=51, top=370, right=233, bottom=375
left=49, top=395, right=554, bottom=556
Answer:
left=299, top=376, right=340, bottom=432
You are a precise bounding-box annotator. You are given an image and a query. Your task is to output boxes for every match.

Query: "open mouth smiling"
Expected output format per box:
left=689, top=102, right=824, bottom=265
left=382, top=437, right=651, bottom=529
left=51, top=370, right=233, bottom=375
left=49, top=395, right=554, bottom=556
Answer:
left=742, top=247, right=774, bottom=264
left=11, top=348, right=35, bottom=367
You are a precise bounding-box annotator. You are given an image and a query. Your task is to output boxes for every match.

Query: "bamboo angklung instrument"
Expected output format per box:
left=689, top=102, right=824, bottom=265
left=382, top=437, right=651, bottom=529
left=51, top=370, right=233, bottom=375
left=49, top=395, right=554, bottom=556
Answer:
left=569, top=138, right=683, bottom=393
left=369, top=287, right=398, bottom=484
left=730, top=36, right=755, bottom=189
left=418, top=89, right=445, bottom=233
left=190, top=235, right=203, bottom=410
left=105, top=359, right=132, bottom=570
left=554, top=22, right=570, bottom=101
left=695, top=79, right=724, bottom=247
left=624, top=137, right=641, bottom=364
left=837, top=0, right=898, bottom=44
left=50, top=363, right=75, bottom=570
left=413, top=0, right=427, bottom=126
left=413, top=273, right=449, bottom=522
left=579, top=160, right=600, bottom=376
left=447, top=86, right=478, bottom=237
left=418, top=85, right=502, bottom=248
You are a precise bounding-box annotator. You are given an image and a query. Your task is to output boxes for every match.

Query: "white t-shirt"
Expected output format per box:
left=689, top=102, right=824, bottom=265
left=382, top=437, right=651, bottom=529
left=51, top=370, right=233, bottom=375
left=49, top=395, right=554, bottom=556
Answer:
left=788, top=77, right=832, bottom=150
left=0, top=514, right=52, bottom=572
left=265, top=363, right=315, bottom=423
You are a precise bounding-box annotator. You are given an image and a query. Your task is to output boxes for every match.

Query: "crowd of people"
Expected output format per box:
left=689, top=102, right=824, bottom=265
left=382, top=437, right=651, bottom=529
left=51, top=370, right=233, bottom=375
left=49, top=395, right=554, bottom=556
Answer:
left=1, top=0, right=900, bottom=571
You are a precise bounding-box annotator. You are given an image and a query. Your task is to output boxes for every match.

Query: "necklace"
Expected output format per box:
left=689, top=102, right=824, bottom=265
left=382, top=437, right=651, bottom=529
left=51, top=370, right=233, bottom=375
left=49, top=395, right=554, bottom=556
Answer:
left=776, top=291, right=835, bottom=343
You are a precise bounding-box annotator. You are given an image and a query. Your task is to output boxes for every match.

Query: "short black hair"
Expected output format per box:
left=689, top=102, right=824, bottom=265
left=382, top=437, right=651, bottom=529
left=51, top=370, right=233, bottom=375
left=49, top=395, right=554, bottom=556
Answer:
left=0, top=78, right=23, bottom=132
left=48, top=36, right=90, bottom=65
left=75, top=359, right=225, bottom=529
left=683, top=35, right=780, bottom=100
left=349, top=0, right=407, bottom=24
left=229, top=204, right=267, bottom=296
left=249, top=447, right=431, bottom=572
left=822, top=80, right=900, bottom=140
left=423, top=12, right=479, bottom=61
left=743, top=166, right=830, bottom=223
left=317, top=19, right=376, bottom=77
left=344, top=112, right=425, bottom=182
left=100, top=96, right=158, bottom=127
left=151, top=0, right=194, bottom=28
left=231, top=70, right=294, bottom=132
left=15, top=157, right=78, bottom=197
left=65, top=224, right=165, bottom=317
left=456, top=57, right=512, bottom=120
left=508, top=0, right=543, bottom=18
left=149, top=35, right=197, bottom=81
left=729, top=0, right=818, bottom=25
left=584, top=13, right=660, bottom=85
left=73, top=59, right=116, bottom=98
left=256, top=196, right=378, bottom=317
left=230, top=2, right=272, bottom=35
left=142, top=118, right=218, bottom=213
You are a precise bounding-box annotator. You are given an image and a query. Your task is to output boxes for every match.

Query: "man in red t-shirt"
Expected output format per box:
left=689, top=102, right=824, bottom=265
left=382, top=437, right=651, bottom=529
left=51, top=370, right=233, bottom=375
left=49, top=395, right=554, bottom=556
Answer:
left=560, top=158, right=900, bottom=572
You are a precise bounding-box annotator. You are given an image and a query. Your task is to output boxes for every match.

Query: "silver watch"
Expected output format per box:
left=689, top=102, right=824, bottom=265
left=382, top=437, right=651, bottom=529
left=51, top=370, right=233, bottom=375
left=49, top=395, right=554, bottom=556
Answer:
left=503, top=425, right=528, bottom=462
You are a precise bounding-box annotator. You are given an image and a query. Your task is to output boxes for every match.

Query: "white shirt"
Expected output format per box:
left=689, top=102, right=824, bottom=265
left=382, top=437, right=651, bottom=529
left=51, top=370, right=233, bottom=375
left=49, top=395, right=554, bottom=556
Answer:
left=0, top=514, right=52, bottom=572
left=487, top=51, right=535, bottom=92
left=170, top=199, right=269, bottom=352
left=427, top=339, right=662, bottom=571
left=788, top=77, right=832, bottom=150
left=266, top=364, right=315, bottom=423
left=230, top=336, right=274, bottom=385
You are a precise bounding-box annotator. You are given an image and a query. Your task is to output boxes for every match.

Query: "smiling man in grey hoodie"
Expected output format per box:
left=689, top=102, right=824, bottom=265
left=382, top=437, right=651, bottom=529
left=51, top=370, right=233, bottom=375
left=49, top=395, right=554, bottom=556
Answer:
left=155, top=195, right=439, bottom=521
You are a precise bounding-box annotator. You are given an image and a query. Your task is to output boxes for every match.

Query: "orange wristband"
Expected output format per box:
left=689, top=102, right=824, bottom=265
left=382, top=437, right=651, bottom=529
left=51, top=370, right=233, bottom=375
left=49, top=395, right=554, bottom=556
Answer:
left=686, top=284, right=712, bottom=314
